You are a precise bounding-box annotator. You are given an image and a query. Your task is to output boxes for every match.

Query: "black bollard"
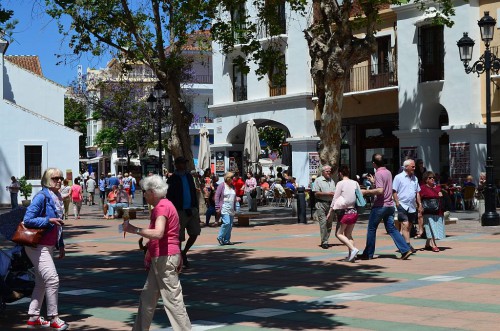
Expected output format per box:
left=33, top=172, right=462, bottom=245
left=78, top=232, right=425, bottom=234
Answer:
left=296, top=186, right=307, bottom=224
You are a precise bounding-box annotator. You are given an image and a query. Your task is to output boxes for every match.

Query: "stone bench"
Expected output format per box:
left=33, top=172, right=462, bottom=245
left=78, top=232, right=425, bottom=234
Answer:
left=115, top=206, right=145, bottom=219
left=235, top=212, right=261, bottom=227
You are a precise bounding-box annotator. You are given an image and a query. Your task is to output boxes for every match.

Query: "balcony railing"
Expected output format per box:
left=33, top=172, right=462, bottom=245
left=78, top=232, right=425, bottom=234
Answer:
left=189, top=114, right=214, bottom=128
left=233, top=85, right=247, bottom=102
left=344, top=61, right=398, bottom=93
left=183, top=74, right=213, bottom=84
left=270, top=85, right=286, bottom=97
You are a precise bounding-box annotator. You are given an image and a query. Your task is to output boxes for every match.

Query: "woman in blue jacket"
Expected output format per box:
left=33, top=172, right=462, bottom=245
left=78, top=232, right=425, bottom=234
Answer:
left=23, top=168, right=68, bottom=330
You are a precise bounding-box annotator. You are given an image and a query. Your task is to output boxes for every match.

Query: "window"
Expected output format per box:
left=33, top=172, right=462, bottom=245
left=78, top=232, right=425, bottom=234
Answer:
left=25, top=146, right=42, bottom=179
left=233, top=63, right=247, bottom=101
left=419, top=25, right=444, bottom=82
left=269, top=54, right=286, bottom=97
left=230, top=3, right=246, bottom=44
left=263, top=0, right=286, bottom=36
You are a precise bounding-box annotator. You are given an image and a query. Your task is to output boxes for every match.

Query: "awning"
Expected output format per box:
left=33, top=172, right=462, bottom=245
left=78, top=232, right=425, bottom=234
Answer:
left=86, top=156, right=104, bottom=164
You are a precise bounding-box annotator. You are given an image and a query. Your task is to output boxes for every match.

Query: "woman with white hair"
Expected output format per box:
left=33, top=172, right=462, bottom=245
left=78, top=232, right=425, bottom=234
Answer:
left=123, top=175, right=191, bottom=331
left=23, top=168, right=68, bottom=330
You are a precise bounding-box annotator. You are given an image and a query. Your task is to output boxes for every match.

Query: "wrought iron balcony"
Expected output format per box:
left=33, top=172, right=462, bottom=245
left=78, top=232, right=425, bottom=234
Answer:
left=344, top=61, right=398, bottom=93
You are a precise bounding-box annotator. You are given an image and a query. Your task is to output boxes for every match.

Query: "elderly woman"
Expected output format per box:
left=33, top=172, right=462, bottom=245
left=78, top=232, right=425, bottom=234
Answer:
left=105, top=185, right=118, bottom=219
left=420, top=171, right=445, bottom=252
left=123, top=175, right=191, bottom=331
left=215, top=172, right=237, bottom=245
left=23, top=168, right=68, bottom=330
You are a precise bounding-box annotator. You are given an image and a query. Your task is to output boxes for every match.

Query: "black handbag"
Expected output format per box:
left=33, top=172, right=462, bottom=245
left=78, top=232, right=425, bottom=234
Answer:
left=422, top=198, right=439, bottom=214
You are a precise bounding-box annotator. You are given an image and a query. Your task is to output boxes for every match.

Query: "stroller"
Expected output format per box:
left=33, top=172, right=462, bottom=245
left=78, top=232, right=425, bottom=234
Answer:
left=0, top=207, right=35, bottom=313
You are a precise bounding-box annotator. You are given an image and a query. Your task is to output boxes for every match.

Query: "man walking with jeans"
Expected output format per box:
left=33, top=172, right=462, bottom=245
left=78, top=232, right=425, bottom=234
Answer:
left=360, top=154, right=412, bottom=260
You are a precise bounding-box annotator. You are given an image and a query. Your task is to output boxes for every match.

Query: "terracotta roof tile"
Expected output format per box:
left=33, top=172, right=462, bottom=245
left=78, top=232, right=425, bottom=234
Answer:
left=5, top=55, right=43, bottom=76
left=165, top=30, right=211, bottom=52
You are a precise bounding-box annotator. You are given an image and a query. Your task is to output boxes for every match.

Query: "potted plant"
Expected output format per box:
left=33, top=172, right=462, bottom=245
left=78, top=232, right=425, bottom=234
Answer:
left=18, top=176, right=33, bottom=207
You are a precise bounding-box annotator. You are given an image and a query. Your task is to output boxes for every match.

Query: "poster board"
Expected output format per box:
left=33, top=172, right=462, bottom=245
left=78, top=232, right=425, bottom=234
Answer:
left=308, top=152, right=320, bottom=180
left=450, top=143, right=470, bottom=182
left=215, top=151, right=225, bottom=177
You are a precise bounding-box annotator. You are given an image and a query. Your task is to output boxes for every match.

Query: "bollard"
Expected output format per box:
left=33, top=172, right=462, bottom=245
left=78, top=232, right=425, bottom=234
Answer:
left=296, top=186, right=307, bottom=224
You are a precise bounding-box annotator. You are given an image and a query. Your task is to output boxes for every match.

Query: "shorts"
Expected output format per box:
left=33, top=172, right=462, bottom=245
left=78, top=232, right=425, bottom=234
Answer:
left=336, top=208, right=358, bottom=225
left=178, top=208, right=201, bottom=241
left=397, top=205, right=417, bottom=223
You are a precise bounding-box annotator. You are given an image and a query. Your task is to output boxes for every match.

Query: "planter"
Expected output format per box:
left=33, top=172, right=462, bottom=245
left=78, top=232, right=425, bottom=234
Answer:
left=21, top=200, right=31, bottom=207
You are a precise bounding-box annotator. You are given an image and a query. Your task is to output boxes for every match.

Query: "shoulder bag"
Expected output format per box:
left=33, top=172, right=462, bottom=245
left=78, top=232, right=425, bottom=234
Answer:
left=355, top=187, right=367, bottom=213
left=422, top=198, right=439, bottom=214
left=11, top=195, right=48, bottom=247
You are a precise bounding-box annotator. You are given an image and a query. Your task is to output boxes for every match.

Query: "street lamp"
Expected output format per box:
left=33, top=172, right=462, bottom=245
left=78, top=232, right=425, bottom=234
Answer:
left=147, top=82, right=170, bottom=177
left=457, top=11, right=500, bottom=226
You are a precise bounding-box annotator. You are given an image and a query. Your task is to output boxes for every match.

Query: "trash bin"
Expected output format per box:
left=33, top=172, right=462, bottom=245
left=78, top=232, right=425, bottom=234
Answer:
left=296, top=186, right=307, bottom=224
left=247, top=191, right=257, bottom=212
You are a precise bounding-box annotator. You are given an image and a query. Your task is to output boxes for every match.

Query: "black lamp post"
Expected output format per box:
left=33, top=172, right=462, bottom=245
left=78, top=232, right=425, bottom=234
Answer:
left=457, top=11, right=500, bottom=226
left=147, top=82, right=170, bottom=177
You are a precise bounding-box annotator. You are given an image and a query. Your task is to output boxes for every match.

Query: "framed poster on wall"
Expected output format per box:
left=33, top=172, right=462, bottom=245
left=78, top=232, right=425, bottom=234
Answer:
left=450, top=142, right=470, bottom=182
left=309, top=152, right=320, bottom=179
left=400, top=147, right=418, bottom=166
left=215, top=152, right=225, bottom=177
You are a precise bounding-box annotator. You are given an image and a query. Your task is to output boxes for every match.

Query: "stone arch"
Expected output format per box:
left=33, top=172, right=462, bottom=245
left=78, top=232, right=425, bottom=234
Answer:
left=225, top=119, right=291, bottom=145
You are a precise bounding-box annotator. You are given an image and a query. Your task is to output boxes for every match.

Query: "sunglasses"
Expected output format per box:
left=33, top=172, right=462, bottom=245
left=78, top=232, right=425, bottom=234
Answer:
left=428, top=177, right=435, bottom=180
left=51, top=176, right=64, bottom=181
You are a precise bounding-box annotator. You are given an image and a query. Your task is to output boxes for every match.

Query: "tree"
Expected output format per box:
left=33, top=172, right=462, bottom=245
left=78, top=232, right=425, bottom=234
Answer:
left=212, top=0, right=456, bottom=169
left=0, top=3, right=17, bottom=37
left=44, top=0, right=217, bottom=170
left=64, top=97, right=87, bottom=158
left=258, top=126, right=286, bottom=155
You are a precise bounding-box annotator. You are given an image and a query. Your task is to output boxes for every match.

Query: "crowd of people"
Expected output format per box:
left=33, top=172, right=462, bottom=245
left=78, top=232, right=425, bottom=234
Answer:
left=10, top=154, right=490, bottom=331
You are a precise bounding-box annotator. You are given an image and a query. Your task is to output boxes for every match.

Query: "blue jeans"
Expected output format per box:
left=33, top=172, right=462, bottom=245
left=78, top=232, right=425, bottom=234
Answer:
left=217, top=214, right=233, bottom=243
left=363, top=206, right=410, bottom=258
left=205, top=205, right=216, bottom=225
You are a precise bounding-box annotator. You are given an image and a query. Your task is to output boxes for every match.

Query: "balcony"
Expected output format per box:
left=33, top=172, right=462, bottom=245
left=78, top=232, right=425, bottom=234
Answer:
left=183, top=74, right=213, bottom=84
left=270, top=85, right=286, bottom=97
left=189, top=114, right=214, bottom=129
left=344, top=61, right=398, bottom=93
left=233, top=86, right=248, bottom=102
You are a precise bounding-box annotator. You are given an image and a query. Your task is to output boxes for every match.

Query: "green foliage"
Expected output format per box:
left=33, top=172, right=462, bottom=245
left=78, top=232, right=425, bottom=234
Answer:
left=64, top=97, right=87, bottom=158
left=0, top=4, right=17, bottom=38
left=94, top=127, right=120, bottom=154
left=18, top=176, right=33, bottom=200
left=258, top=126, right=286, bottom=154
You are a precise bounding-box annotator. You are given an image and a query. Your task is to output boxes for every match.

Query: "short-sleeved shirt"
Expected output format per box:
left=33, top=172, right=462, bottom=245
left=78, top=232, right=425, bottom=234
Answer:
left=86, top=178, right=96, bottom=192
left=393, top=171, right=420, bottom=212
left=313, top=176, right=336, bottom=202
left=71, top=185, right=82, bottom=202
left=373, top=167, right=394, bottom=207
left=148, top=199, right=181, bottom=257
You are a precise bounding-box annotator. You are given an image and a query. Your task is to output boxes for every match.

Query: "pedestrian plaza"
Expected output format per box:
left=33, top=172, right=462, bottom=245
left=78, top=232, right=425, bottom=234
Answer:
left=1, top=203, right=499, bottom=330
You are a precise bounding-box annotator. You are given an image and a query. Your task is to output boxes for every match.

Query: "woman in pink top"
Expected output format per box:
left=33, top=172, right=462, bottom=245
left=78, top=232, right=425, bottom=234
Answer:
left=70, top=178, right=83, bottom=219
left=327, top=166, right=361, bottom=263
left=123, top=175, right=191, bottom=331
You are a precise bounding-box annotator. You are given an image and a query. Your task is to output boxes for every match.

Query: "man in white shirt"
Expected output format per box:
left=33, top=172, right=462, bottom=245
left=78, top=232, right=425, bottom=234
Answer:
left=7, top=176, right=20, bottom=209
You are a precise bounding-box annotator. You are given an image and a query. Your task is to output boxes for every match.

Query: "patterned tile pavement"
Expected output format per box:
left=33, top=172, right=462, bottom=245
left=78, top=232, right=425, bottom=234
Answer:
left=1, top=203, right=499, bottom=330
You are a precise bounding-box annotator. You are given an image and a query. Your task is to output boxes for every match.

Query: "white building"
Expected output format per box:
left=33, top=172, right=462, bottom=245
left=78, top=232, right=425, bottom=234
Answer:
left=212, top=1, right=500, bottom=187
left=85, top=31, right=215, bottom=177
left=0, top=39, right=81, bottom=206
left=211, top=2, right=318, bottom=187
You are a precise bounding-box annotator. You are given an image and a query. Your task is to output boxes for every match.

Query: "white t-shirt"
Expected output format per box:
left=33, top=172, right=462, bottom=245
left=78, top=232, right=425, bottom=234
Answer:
left=221, top=185, right=236, bottom=216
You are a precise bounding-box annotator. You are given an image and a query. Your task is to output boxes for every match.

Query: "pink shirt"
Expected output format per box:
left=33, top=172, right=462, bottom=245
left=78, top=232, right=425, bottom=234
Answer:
left=71, top=185, right=82, bottom=202
left=148, top=199, right=181, bottom=258
left=330, top=179, right=360, bottom=210
left=373, top=167, right=394, bottom=207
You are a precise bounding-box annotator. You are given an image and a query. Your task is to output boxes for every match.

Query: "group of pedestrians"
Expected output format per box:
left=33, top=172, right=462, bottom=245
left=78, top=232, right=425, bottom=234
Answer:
left=313, top=153, right=447, bottom=262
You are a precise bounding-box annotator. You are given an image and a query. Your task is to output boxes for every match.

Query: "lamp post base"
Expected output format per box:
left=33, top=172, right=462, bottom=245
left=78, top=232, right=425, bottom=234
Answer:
left=481, top=211, right=500, bottom=226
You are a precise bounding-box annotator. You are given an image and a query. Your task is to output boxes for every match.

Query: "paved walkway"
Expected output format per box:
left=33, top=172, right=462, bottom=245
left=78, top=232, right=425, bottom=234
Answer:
left=1, top=203, right=499, bottom=330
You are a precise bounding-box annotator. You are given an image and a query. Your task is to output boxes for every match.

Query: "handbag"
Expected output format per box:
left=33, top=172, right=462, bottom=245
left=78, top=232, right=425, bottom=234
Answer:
left=11, top=194, right=48, bottom=247
left=355, top=187, right=366, bottom=213
left=422, top=198, right=439, bottom=214
left=11, top=222, right=46, bottom=247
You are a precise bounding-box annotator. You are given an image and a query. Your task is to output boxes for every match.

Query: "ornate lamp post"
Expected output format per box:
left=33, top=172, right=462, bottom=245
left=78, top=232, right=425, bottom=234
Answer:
left=457, top=11, right=500, bottom=226
left=147, top=82, right=170, bottom=177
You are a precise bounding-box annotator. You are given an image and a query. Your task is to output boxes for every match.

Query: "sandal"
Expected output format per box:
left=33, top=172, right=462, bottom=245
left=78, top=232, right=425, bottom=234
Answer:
left=414, top=233, right=424, bottom=239
left=432, top=246, right=440, bottom=252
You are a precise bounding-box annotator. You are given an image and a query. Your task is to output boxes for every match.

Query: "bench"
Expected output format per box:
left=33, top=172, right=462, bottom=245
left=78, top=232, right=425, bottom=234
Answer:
left=235, top=212, right=261, bottom=227
left=115, top=206, right=145, bottom=219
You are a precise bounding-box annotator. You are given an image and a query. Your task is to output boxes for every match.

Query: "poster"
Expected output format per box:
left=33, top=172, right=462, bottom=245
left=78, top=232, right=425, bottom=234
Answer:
left=215, top=151, right=225, bottom=177
left=400, top=147, right=417, bottom=165
left=308, top=152, right=320, bottom=179
left=450, top=143, right=470, bottom=182
left=228, top=151, right=242, bottom=174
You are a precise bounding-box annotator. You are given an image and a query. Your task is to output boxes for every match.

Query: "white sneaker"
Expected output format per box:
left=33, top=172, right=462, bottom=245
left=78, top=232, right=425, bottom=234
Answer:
left=348, top=248, right=359, bottom=262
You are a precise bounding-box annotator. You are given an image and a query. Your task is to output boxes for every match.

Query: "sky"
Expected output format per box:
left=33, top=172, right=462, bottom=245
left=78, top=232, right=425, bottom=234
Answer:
left=4, top=0, right=112, bottom=86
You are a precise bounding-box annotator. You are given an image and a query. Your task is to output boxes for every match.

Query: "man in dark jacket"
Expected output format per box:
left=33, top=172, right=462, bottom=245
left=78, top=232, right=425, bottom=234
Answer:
left=166, top=156, right=201, bottom=268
